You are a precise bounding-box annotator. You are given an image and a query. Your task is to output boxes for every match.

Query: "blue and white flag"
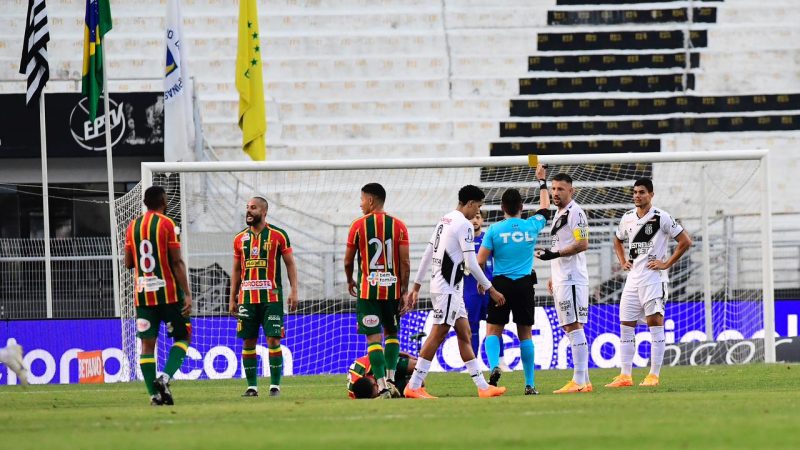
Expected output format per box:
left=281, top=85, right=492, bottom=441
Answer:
left=164, top=0, right=195, bottom=161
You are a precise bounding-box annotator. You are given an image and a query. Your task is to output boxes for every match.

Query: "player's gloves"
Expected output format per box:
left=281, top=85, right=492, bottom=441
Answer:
left=537, top=249, right=561, bottom=260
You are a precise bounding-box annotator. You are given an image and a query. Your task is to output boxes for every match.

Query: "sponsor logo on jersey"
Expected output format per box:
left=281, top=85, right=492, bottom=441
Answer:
left=136, top=276, right=166, bottom=293
left=630, top=241, right=654, bottom=256
left=241, top=280, right=273, bottom=291
left=136, top=318, right=151, bottom=332
left=267, top=315, right=281, bottom=321
left=242, top=234, right=250, bottom=241
left=245, top=259, right=267, bottom=268
left=368, top=271, right=398, bottom=287
left=558, top=300, right=571, bottom=312
left=237, top=305, right=250, bottom=318
left=362, top=315, right=380, bottom=327
left=263, top=241, right=272, bottom=252
left=433, top=309, right=444, bottom=319
left=499, top=231, right=537, bottom=243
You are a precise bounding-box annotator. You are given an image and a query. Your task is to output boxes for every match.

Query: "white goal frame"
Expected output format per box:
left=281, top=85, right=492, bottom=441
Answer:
left=139, top=149, right=776, bottom=363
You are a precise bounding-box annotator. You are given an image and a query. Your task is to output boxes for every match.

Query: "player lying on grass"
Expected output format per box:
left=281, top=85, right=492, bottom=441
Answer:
left=347, top=351, right=417, bottom=399
left=402, top=185, right=507, bottom=399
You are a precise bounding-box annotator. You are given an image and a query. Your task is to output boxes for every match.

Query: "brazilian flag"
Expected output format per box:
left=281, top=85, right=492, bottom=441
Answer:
left=82, top=0, right=112, bottom=122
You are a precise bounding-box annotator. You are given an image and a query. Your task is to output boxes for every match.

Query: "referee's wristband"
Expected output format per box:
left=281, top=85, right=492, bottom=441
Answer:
left=538, top=179, right=547, bottom=190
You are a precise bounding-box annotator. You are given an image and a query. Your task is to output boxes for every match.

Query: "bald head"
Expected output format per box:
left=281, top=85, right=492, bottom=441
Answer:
left=245, top=196, right=268, bottom=227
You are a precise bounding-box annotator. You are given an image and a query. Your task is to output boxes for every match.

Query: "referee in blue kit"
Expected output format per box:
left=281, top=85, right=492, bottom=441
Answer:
left=478, top=163, right=549, bottom=395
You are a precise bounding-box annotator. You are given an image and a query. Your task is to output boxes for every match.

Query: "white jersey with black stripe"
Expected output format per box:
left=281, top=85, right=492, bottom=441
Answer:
left=427, top=210, right=475, bottom=295
left=616, top=206, right=684, bottom=286
left=549, top=200, right=589, bottom=286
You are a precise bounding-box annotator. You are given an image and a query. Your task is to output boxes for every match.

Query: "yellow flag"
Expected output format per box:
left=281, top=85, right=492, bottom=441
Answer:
left=236, top=0, right=266, bottom=160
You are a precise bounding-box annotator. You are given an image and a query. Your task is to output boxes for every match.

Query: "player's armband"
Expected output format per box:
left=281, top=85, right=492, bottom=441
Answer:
left=534, top=209, right=552, bottom=220
left=573, top=227, right=589, bottom=241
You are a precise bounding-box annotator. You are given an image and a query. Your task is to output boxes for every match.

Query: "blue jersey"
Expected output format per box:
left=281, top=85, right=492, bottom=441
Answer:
left=464, top=231, right=493, bottom=298
left=481, top=214, right=547, bottom=280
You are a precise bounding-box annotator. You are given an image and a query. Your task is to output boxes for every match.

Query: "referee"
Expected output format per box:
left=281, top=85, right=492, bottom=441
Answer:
left=477, top=164, right=550, bottom=395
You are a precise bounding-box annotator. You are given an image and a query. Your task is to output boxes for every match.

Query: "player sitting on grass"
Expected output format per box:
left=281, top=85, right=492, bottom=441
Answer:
left=347, top=351, right=417, bottom=399
left=403, top=185, right=507, bottom=399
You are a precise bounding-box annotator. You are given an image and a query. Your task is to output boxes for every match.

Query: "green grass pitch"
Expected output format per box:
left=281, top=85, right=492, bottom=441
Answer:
left=0, top=364, right=797, bottom=450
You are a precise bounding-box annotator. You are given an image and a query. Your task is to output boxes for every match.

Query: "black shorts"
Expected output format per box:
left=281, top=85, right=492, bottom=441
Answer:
left=487, top=275, right=535, bottom=326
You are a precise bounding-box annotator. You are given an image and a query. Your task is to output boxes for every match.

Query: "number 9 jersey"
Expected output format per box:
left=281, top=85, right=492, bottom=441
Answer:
left=125, top=211, right=182, bottom=306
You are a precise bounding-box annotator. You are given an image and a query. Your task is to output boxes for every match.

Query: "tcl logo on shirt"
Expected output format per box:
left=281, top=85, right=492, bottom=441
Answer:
left=499, top=231, right=537, bottom=243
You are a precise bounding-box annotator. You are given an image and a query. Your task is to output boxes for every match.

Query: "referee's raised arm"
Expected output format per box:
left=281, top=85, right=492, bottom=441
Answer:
left=534, top=163, right=551, bottom=218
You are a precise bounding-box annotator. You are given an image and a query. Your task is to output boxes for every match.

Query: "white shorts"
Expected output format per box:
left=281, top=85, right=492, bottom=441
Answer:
left=431, top=292, right=468, bottom=327
left=619, top=281, right=668, bottom=323
left=553, top=284, right=589, bottom=327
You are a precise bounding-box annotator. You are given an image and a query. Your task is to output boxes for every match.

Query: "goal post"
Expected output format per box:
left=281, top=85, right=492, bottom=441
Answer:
left=116, top=149, right=775, bottom=382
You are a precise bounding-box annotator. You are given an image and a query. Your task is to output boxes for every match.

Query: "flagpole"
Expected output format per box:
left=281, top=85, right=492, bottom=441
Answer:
left=39, top=92, right=53, bottom=318
left=102, top=51, right=121, bottom=317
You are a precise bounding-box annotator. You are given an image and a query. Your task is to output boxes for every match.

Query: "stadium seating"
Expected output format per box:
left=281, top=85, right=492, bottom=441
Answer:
left=2, top=0, right=797, bottom=173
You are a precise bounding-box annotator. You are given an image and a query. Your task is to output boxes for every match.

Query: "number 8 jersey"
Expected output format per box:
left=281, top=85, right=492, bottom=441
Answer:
left=125, top=210, right=182, bottom=306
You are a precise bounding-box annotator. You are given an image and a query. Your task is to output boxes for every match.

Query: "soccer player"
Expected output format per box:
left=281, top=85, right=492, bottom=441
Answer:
left=463, top=211, right=508, bottom=369
left=536, top=173, right=592, bottom=393
left=0, top=338, right=28, bottom=385
left=605, top=178, right=692, bottom=388
left=478, top=164, right=549, bottom=395
left=347, top=351, right=418, bottom=399
left=344, top=183, right=410, bottom=399
left=124, top=186, right=193, bottom=406
left=229, top=196, right=299, bottom=397
left=403, top=185, right=507, bottom=399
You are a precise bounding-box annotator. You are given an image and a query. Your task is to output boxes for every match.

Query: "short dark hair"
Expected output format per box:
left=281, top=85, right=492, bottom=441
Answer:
left=458, top=185, right=485, bottom=205
left=251, top=196, right=269, bottom=212
left=552, top=173, right=573, bottom=184
left=634, top=178, right=654, bottom=193
left=351, top=377, right=376, bottom=399
left=501, top=188, right=523, bottom=216
left=361, top=183, right=386, bottom=203
left=143, top=186, right=166, bottom=210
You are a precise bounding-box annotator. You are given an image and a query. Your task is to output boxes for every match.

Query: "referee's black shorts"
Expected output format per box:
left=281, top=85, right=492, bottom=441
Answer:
left=487, top=274, right=535, bottom=326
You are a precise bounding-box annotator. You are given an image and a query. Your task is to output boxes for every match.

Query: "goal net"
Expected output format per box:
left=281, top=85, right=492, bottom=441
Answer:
left=113, top=151, right=774, bottom=382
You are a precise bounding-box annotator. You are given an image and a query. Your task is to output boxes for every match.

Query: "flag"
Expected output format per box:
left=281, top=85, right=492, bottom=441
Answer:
left=82, top=0, right=112, bottom=122
left=164, top=0, right=195, bottom=162
left=236, top=0, right=266, bottom=160
left=19, top=0, right=50, bottom=105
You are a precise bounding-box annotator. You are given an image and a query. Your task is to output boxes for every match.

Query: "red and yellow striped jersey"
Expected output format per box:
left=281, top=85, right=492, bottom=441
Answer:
left=347, top=212, right=409, bottom=300
left=233, top=223, right=292, bottom=304
left=125, top=211, right=181, bottom=306
left=346, top=355, right=372, bottom=399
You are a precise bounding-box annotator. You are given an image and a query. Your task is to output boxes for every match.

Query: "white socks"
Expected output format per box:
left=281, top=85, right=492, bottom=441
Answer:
left=568, top=329, right=589, bottom=385
left=649, top=326, right=665, bottom=377
left=620, top=325, right=635, bottom=376
left=386, top=369, right=396, bottom=383
left=408, top=357, right=431, bottom=389
left=376, top=377, right=388, bottom=391
left=465, top=359, right=489, bottom=390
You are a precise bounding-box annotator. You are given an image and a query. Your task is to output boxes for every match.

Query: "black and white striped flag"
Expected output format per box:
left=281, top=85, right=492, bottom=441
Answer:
left=19, top=0, right=50, bottom=105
